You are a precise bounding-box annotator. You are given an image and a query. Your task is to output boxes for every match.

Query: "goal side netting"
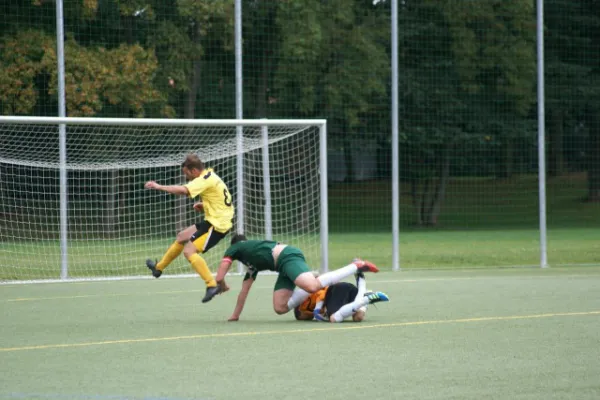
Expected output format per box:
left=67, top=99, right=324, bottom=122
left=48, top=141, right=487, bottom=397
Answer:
left=0, top=117, right=327, bottom=282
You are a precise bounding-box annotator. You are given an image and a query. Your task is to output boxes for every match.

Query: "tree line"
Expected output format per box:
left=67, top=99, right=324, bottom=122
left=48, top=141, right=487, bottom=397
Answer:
left=1, top=0, right=599, bottom=225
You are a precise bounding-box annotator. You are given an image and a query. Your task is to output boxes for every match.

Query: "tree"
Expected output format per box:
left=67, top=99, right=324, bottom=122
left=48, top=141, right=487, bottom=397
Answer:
left=0, top=29, right=171, bottom=117
left=399, top=0, right=536, bottom=225
left=0, top=0, right=173, bottom=117
left=272, top=0, right=389, bottom=180
left=546, top=0, right=600, bottom=200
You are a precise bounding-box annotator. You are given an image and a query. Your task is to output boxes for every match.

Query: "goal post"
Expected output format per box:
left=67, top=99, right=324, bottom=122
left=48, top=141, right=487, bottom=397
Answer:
left=0, top=116, right=328, bottom=282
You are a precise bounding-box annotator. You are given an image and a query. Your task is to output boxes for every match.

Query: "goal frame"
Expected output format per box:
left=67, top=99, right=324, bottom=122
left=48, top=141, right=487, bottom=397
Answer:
left=0, top=116, right=329, bottom=281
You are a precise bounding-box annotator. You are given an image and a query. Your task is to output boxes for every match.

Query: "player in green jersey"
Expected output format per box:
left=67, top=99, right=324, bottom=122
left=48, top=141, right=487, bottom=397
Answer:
left=208, top=234, right=379, bottom=321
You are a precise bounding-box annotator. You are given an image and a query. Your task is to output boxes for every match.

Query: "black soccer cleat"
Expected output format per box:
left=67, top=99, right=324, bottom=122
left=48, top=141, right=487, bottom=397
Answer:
left=146, top=259, right=162, bottom=278
left=202, top=285, right=221, bottom=303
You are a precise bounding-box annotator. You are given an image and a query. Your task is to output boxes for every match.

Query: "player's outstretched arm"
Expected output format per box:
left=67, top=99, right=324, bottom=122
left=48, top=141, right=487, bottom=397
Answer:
left=229, top=277, right=254, bottom=321
left=144, top=181, right=189, bottom=196
left=215, top=258, right=233, bottom=291
left=312, top=301, right=328, bottom=322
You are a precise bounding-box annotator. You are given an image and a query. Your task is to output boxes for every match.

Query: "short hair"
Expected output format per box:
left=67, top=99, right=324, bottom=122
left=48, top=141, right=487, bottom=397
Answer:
left=231, top=234, right=247, bottom=245
left=181, top=154, right=204, bottom=171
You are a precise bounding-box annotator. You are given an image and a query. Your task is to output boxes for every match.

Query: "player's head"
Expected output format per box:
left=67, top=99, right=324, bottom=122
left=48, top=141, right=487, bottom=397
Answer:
left=181, top=154, right=205, bottom=180
left=352, top=306, right=367, bottom=322
left=231, top=233, right=247, bottom=245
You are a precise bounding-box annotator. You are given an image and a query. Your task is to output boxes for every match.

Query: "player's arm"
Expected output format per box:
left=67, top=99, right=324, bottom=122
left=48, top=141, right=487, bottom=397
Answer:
left=144, top=181, right=189, bottom=196
left=228, top=275, right=254, bottom=321
left=215, top=257, right=233, bottom=291
left=313, top=301, right=328, bottom=322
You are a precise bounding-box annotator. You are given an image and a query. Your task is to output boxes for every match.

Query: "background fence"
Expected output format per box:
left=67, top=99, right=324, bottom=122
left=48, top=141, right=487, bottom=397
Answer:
left=1, top=0, right=599, bottom=273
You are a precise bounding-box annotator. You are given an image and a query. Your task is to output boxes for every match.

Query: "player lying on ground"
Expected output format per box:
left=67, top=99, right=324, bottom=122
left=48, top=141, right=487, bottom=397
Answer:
left=144, top=154, right=234, bottom=303
left=209, top=234, right=379, bottom=320
left=294, top=271, right=389, bottom=322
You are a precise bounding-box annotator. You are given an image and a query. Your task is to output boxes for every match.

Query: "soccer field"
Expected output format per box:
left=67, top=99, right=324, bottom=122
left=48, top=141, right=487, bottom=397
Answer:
left=2, top=267, right=600, bottom=400
left=2, top=228, right=600, bottom=281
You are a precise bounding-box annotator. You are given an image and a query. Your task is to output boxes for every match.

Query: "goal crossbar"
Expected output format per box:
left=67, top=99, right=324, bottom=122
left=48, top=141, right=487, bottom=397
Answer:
left=0, top=116, right=327, bottom=127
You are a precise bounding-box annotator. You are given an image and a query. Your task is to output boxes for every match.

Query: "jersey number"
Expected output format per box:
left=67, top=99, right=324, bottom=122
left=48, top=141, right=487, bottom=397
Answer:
left=223, top=189, right=232, bottom=207
left=204, top=171, right=232, bottom=207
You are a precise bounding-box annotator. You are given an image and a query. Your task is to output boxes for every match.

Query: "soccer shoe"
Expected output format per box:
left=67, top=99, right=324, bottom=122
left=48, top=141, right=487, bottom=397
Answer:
left=353, top=259, right=379, bottom=273
left=202, top=285, right=221, bottom=303
left=365, top=291, right=389, bottom=304
left=146, top=259, right=162, bottom=278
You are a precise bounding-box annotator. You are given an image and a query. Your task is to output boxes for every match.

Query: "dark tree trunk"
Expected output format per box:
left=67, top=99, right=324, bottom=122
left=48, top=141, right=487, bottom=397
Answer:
left=185, top=58, right=201, bottom=119
left=410, top=175, right=423, bottom=226
left=548, top=108, right=565, bottom=177
left=497, top=138, right=514, bottom=179
left=419, top=177, right=431, bottom=226
left=586, top=107, right=600, bottom=202
left=426, top=144, right=451, bottom=225
left=185, top=21, right=202, bottom=120
left=255, top=47, right=269, bottom=118
left=343, top=136, right=355, bottom=182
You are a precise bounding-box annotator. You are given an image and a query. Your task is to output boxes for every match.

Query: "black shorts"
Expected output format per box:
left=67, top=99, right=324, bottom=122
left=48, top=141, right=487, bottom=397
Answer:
left=324, top=282, right=358, bottom=316
left=190, top=220, right=229, bottom=253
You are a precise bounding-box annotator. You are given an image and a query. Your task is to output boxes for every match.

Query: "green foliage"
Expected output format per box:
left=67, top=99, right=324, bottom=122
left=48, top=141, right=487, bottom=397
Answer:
left=273, top=0, right=388, bottom=127
left=0, top=30, right=52, bottom=114
left=0, top=0, right=597, bottom=194
left=0, top=30, right=173, bottom=117
left=546, top=0, right=600, bottom=109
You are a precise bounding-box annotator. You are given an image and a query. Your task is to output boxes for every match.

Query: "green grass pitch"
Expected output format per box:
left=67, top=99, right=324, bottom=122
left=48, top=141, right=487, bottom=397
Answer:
left=2, top=267, right=600, bottom=399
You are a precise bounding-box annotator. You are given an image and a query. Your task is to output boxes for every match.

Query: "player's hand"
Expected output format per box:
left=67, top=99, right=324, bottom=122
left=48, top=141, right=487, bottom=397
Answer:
left=228, top=315, right=239, bottom=322
left=219, top=281, right=230, bottom=294
left=193, top=202, right=204, bottom=212
left=313, top=310, right=328, bottom=322
left=144, top=181, right=160, bottom=190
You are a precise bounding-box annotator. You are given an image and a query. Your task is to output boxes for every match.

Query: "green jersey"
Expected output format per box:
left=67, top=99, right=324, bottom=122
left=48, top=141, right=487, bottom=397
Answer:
left=223, top=240, right=278, bottom=279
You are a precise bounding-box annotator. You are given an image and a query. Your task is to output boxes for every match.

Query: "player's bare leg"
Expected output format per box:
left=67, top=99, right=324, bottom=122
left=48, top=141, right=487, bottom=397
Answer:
left=146, top=224, right=196, bottom=278
left=273, top=289, right=294, bottom=314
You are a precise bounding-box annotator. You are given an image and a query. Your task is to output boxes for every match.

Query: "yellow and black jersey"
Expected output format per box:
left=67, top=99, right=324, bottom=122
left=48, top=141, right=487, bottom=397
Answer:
left=184, top=168, right=234, bottom=233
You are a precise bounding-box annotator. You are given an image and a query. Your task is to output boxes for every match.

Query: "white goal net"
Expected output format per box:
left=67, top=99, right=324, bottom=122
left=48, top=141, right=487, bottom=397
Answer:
left=0, top=117, right=328, bottom=282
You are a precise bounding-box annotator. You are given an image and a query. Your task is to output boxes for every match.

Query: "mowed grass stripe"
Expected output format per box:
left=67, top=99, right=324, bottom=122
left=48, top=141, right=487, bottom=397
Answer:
left=4, top=272, right=600, bottom=302
left=2, top=310, right=598, bottom=353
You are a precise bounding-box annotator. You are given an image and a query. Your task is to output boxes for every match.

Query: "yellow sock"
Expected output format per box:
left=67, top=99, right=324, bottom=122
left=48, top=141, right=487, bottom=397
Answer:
left=187, top=253, right=216, bottom=287
left=156, top=241, right=184, bottom=271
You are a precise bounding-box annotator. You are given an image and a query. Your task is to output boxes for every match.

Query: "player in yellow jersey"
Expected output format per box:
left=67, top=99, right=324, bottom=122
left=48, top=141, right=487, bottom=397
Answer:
left=144, top=154, right=234, bottom=303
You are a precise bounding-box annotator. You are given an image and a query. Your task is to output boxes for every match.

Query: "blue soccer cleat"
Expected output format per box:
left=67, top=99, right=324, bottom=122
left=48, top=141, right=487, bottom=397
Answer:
left=365, top=291, right=389, bottom=304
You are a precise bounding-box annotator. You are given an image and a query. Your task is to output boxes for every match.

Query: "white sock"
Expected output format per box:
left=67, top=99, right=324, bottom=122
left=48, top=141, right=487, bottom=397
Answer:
left=331, top=296, right=370, bottom=322
left=317, top=263, right=357, bottom=288
left=356, top=276, right=367, bottom=298
left=286, top=287, right=309, bottom=310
